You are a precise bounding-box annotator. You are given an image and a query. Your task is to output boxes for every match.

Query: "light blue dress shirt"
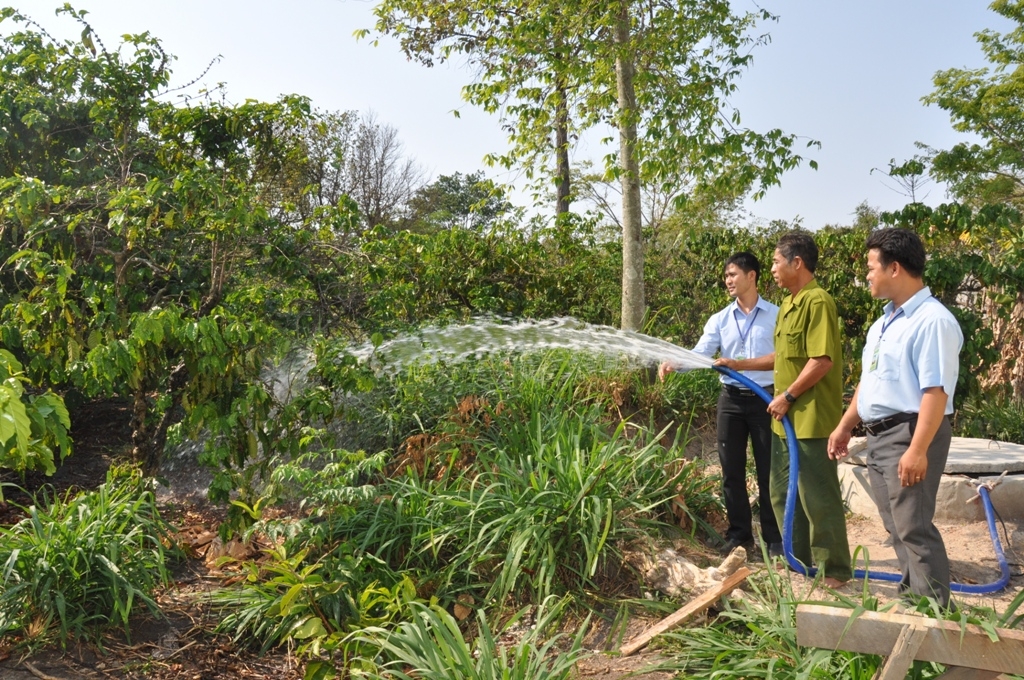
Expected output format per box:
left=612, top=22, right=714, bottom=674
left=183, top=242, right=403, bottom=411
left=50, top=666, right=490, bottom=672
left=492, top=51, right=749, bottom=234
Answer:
left=693, top=296, right=778, bottom=388
left=856, top=286, right=963, bottom=421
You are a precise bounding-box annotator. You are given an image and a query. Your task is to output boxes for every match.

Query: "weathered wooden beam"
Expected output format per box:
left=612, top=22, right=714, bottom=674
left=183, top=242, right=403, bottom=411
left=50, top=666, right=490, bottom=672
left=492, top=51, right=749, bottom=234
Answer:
left=874, top=624, right=926, bottom=680
left=933, top=667, right=1003, bottom=680
left=619, top=567, right=751, bottom=656
left=797, top=604, right=1024, bottom=675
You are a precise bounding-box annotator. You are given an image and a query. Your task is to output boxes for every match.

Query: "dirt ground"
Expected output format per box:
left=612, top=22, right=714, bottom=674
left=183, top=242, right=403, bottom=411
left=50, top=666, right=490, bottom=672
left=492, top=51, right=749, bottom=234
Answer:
left=1, top=402, right=1021, bottom=679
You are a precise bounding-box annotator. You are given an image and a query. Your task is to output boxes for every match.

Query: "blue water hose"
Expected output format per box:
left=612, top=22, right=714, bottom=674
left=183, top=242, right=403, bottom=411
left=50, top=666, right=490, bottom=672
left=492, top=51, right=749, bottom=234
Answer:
left=713, top=365, right=1010, bottom=594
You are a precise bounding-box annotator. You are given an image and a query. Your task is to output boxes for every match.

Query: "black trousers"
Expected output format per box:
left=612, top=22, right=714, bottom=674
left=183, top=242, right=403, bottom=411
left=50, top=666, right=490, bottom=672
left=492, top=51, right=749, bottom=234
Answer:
left=717, top=388, right=781, bottom=544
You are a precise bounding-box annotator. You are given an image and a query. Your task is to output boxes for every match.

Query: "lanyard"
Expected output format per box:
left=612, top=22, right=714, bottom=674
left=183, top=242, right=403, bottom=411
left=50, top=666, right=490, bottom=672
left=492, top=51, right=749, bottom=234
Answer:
left=733, top=306, right=760, bottom=346
left=869, top=307, right=904, bottom=372
left=880, top=307, right=905, bottom=339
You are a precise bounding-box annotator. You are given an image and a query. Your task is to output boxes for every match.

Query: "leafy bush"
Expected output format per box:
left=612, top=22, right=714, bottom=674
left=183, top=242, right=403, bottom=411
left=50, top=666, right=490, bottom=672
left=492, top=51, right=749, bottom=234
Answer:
left=213, top=545, right=414, bottom=658
left=955, top=392, right=1024, bottom=444
left=0, top=349, right=71, bottom=480
left=270, top=409, right=712, bottom=607
left=0, top=469, right=175, bottom=644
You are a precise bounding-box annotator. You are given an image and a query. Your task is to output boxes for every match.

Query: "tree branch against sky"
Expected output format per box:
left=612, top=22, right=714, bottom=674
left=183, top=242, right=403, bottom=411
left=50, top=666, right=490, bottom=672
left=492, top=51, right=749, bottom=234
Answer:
left=924, top=0, right=1024, bottom=206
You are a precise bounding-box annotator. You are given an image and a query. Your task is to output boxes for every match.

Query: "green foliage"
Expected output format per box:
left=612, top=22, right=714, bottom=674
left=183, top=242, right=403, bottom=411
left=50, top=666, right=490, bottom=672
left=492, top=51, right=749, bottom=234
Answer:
left=955, top=392, right=1024, bottom=443
left=0, top=8, right=362, bottom=478
left=354, top=597, right=589, bottom=680
left=653, top=561, right=1024, bottom=680
left=305, top=412, right=689, bottom=605
left=403, top=171, right=512, bottom=233
left=357, top=214, right=618, bottom=332
left=213, top=544, right=414, bottom=658
left=0, top=348, right=71, bottom=479
left=243, top=354, right=716, bottom=608
left=0, top=469, right=176, bottom=645
left=924, top=0, right=1024, bottom=205
left=369, top=0, right=812, bottom=200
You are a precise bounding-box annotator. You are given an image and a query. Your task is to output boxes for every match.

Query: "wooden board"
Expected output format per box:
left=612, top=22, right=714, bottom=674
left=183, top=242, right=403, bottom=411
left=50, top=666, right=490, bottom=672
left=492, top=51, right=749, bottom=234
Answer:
left=619, top=567, right=751, bottom=656
left=796, top=604, right=1024, bottom=675
left=875, top=624, right=926, bottom=680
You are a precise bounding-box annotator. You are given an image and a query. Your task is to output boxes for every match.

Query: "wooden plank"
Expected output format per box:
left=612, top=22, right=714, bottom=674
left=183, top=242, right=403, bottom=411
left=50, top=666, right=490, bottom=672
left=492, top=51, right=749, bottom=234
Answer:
left=619, top=567, right=751, bottom=656
left=934, top=667, right=1004, bottom=680
left=796, top=604, right=1024, bottom=675
left=874, top=624, right=926, bottom=680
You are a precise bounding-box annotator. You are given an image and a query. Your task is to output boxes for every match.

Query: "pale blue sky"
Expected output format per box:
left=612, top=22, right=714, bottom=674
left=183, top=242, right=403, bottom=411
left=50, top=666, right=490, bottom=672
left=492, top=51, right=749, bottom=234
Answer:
left=6, top=1, right=1012, bottom=228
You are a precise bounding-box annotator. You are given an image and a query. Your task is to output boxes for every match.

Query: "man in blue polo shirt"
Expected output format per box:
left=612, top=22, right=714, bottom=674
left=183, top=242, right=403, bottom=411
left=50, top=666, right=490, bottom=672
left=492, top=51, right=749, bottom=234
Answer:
left=828, top=228, right=962, bottom=607
left=660, top=252, right=782, bottom=557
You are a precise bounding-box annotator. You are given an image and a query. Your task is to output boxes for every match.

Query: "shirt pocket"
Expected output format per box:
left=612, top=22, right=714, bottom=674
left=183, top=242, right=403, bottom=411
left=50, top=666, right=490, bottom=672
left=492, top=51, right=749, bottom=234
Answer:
left=747, top=326, right=769, bottom=355
left=781, top=329, right=806, bottom=359
left=873, top=341, right=901, bottom=381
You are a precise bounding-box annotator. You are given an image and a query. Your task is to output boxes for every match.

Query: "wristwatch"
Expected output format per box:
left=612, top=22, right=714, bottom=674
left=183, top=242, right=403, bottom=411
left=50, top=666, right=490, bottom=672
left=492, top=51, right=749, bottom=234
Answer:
left=783, top=390, right=797, bottom=403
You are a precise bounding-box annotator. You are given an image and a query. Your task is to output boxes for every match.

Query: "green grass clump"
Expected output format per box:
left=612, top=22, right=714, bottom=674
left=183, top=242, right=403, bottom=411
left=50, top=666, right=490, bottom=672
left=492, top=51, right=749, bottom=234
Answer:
left=0, top=469, right=176, bottom=645
left=353, top=597, right=589, bottom=680
left=301, top=405, right=712, bottom=606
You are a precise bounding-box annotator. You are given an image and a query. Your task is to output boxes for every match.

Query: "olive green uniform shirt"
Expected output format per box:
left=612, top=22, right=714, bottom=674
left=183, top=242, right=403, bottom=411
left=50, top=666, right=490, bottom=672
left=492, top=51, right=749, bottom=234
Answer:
left=772, top=279, right=843, bottom=439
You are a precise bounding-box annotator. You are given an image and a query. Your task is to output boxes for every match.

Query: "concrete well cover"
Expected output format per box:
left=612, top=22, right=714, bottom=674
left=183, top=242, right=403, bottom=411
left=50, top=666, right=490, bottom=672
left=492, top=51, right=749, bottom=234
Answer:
left=841, top=437, right=1024, bottom=521
left=845, top=437, right=1024, bottom=474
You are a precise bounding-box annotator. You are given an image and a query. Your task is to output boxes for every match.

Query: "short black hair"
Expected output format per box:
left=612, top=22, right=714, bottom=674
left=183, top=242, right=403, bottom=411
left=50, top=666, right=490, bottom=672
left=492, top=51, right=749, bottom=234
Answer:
left=725, top=251, right=761, bottom=282
left=776, top=232, right=818, bottom=273
left=865, top=228, right=926, bottom=278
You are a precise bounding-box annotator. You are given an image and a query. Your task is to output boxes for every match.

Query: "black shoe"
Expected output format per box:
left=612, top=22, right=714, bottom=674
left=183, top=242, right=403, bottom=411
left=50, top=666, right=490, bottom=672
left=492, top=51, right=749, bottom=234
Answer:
left=767, top=542, right=785, bottom=559
left=720, top=537, right=753, bottom=556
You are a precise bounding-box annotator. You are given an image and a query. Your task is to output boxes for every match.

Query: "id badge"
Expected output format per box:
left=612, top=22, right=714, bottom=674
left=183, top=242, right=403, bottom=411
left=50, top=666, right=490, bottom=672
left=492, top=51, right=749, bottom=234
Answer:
left=734, top=352, right=746, bottom=361
left=869, top=343, right=879, bottom=372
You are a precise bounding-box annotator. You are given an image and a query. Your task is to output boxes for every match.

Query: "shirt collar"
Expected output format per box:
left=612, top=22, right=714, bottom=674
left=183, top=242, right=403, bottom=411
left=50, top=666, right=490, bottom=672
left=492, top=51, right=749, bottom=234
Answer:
left=729, top=295, right=769, bottom=316
left=788, top=279, right=820, bottom=306
left=882, top=286, right=932, bottom=318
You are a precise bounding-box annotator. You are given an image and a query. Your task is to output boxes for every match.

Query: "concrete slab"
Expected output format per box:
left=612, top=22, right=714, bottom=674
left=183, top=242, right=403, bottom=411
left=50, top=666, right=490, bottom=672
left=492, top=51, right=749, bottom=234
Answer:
left=837, top=436, right=1024, bottom=521
left=845, top=436, right=1024, bottom=474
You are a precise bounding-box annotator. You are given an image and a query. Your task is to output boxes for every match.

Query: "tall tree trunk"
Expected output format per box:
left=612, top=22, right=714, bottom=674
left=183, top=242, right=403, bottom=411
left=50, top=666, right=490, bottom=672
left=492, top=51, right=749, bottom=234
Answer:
left=555, top=79, right=571, bottom=215
left=615, top=4, right=644, bottom=331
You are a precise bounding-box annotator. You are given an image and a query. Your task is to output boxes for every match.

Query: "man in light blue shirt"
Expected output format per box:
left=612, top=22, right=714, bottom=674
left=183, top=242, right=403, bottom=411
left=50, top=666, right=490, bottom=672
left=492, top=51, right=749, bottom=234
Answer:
left=828, top=228, right=963, bottom=607
left=660, top=252, right=781, bottom=556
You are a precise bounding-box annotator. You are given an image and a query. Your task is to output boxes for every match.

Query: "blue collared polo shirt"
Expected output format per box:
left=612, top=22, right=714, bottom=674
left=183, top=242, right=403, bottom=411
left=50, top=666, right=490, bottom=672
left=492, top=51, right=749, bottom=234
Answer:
left=693, top=296, right=778, bottom=388
left=856, top=286, right=963, bottom=421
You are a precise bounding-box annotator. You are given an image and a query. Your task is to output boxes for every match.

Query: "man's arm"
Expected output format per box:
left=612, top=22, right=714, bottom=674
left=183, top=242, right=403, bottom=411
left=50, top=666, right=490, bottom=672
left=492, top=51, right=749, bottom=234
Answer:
left=828, top=384, right=862, bottom=460
left=714, top=352, right=774, bottom=372
left=661, top=312, right=722, bottom=381
left=897, top=387, right=947, bottom=487
left=767, top=355, right=832, bottom=420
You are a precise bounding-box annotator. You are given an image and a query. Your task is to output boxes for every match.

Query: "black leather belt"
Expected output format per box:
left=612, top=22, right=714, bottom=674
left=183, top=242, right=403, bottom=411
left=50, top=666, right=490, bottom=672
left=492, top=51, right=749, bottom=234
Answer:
left=723, top=383, right=772, bottom=398
left=862, top=412, right=917, bottom=436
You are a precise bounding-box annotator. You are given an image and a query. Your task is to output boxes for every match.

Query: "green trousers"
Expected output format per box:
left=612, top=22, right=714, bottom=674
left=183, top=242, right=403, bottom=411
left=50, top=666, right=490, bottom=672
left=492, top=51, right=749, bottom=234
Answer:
left=770, top=435, right=852, bottom=581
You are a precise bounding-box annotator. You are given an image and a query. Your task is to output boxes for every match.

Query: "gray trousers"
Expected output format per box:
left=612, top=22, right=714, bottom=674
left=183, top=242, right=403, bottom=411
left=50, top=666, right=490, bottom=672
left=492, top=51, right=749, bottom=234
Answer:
left=866, top=416, right=952, bottom=606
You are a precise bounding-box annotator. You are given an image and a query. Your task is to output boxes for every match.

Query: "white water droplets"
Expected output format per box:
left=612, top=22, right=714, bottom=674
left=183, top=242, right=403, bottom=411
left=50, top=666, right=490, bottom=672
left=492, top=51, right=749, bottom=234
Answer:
left=346, top=317, right=714, bottom=372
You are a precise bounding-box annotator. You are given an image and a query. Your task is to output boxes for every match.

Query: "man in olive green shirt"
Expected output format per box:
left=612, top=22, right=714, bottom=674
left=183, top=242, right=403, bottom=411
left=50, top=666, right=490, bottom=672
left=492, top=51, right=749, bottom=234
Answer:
left=716, top=233, right=852, bottom=586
